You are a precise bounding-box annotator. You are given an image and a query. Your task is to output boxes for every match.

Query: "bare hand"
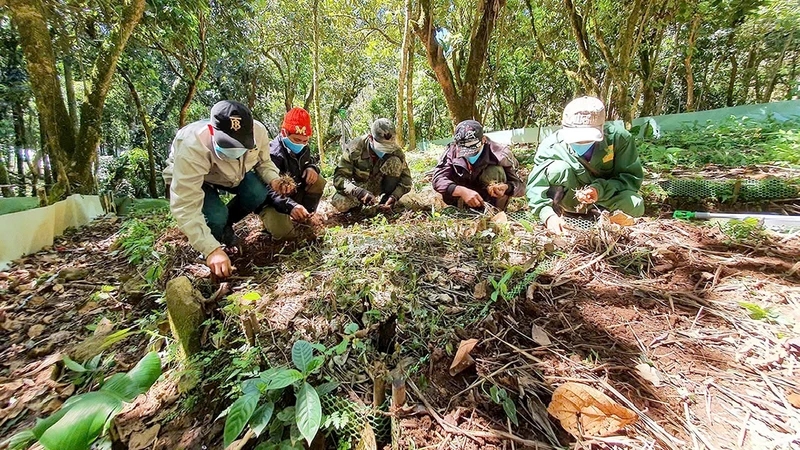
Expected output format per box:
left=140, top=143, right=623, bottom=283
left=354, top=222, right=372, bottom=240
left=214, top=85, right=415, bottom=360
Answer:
left=575, top=186, right=598, bottom=204
left=270, top=178, right=295, bottom=196
left=545, top=215, right=567, bottom=235
left=456, top=187, right=484, bottom=208
left=487, top=183, right=508, bottom=198
left=379, top=196, right=396, bottom=212
left=290, top=205, right=310, bottom=221
left=303, top=168, right=319, bottom=185
left=206, top=247, right=232, bottom=279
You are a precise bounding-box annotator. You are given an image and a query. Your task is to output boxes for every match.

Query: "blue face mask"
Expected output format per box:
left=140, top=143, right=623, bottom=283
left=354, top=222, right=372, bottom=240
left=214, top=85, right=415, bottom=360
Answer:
left=215, top=145, right=248, bottom=160
left=466, top=148, right=483, bottom=164
left=570, top=142, right=594, bottom=156
left=373, top=148, right=386, bottom=159
left=282, top=137, right=306, bottom=154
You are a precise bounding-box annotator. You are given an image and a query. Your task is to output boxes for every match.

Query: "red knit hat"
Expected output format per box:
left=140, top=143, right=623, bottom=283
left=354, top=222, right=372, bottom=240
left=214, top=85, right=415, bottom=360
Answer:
left=281, top=107, right=313, bottom=137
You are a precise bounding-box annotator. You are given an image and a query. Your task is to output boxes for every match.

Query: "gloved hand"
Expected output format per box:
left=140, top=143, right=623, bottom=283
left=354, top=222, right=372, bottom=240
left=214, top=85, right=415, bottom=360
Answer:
left=352, top=186, right=376, bottom=205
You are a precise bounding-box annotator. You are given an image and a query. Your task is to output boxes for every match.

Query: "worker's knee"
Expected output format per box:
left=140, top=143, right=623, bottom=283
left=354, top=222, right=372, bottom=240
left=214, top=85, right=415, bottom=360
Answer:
left=305, top=176, right=327, bottom=195
left=331, top=192, right=361, bottom=212
left=379, top=156, right=404, bottom=177
left=203, top=202, right=228, bottom=240
left=236, top=172, right=269, bottom=211
left=260, top=208, right=295, bottom=240
left=603, top=191, right=645, bottom=217
left=479, top=165, right=507, bottom=187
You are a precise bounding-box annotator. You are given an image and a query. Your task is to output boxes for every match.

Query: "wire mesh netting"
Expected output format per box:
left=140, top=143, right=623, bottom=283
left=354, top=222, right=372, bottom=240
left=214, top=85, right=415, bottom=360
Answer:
left=321, top=394, right=391, bottom=445
left=657, top=179, right=799, bottom=202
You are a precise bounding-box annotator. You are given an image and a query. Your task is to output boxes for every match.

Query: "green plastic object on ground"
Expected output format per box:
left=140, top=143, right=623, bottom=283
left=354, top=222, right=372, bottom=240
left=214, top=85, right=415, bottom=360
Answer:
left=673, top=210, right=800, bottom=230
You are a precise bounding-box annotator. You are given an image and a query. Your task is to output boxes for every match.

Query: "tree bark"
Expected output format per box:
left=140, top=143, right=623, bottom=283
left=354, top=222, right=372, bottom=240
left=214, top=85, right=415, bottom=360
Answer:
left=0, top=158, right=11, bottom=197
left=63, top=56, right=79, bottom=134
left=413, top=0, right=506, bottom=125
left=740, top=48, right=757, bottom=103
left=312, top=0, right=324, bottom=165
left=726, top=54, right=738, bottom=106
left=683, top=15, right=701, bottom=112
left=763, top=31, right=793, bottom=102
left=11, top=101, right=27, bottom=196
left=178, top=12, right=207, bottom=128
left=396, top=0, right=413, bottom=147
left=656, top=24, right=681, bottom=116
left=406, top=39, right=416, bottom=151
left=120, top=68, right=158, bottom=198
left=786, top=42, right=798, bottom=100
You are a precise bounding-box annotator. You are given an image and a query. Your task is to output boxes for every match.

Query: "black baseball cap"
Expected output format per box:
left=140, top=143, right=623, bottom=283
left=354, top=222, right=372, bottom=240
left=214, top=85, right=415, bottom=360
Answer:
left=454, top=120, right=484, bottom=157
left=210, top=100, right=255, bottom=149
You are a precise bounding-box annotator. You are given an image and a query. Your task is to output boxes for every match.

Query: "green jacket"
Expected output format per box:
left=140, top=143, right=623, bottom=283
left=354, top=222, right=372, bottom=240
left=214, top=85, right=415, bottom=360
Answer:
left=333, top=135, right=413, bottom=200
left=526, top=121, right=643, bottom=223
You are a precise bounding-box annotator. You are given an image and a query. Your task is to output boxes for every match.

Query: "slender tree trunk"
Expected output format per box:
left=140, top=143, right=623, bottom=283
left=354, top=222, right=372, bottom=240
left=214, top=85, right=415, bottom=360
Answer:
left=312, top=0, right=324, bottom=165
left=178, top=12, right=207, bottom=128
left=656, top=24, right=681, bottom=116
left=64, top=57, right=79, bottom=134
left=787, top=42, right=798, bottom=100
left=763, top=31, right=793, bottom=102
left=120, top=69, right=158, bottom=198
left=406, top=40, right=416, bottom=151
left=683, top=15, right=701, bottom=112
left=740, top=48, right=757, bottom=103
left=726, top=54, right=738, bottom=106
left=396, top=0, right=413, bottom=146
left=0, top=156, right=11, bottom=197
left=12, top=102, right=27, bottom=196
left=697, top=57, right=723, bottom=110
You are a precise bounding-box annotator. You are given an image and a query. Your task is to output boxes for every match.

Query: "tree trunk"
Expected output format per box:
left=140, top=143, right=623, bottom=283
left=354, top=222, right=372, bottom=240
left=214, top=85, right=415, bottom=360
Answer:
left=178, top=12, right=207, bottom=128
left=8, top=0, right=146, bottom=196
left=697, top=57, right=723, bottom=110
left=763, top=31, right=793, bottom=102
left=12, top=101, right=27, bottom=196
left=64, top=56, right=79, bottom=134
left=413, top=0, right=506, bottom=125
left=726, top=54, right=738, bottom=106
left=406, top=39, right=416, bottom=151
left=312, top=0, right=324, bottom=165
left=786, top=42, right=798, bottom=100
left=683, top=15, right=701, bottom=112
left=740, top=48, right=757, bottom=103
left=0, top=154, right=11, bottom=197
left=396, top=0, right=414, bottom=147
left=656, top=24, right=681, bottom=116
left=120, top=68, right=158, bottom=198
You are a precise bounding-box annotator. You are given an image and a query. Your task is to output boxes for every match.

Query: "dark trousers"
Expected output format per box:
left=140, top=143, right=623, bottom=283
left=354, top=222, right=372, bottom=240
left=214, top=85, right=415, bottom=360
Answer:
left=202, top=171, right=269, bottom=244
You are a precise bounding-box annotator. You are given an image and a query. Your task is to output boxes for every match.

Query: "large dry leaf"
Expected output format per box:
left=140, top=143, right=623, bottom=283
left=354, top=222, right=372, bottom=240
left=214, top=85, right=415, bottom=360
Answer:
left=355, top=422, right=377, bottom=450
left=609, top=211, right=635, bottom=227
left=531, top=324, right=551, bottom=347
left=129, top=424, right=160, bottom=450
left=547, top=382, right=638, bottom=437
left=787, top=393, right=800, bottom=409
left=473, top=281, right=488, bottom=300
left=449, top=339, right=479, bottom=376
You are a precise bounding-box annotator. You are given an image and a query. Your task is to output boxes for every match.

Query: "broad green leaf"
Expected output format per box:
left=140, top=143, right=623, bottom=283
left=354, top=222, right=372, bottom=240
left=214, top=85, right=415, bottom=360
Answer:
left=62, top=355, right=87, bottom=373
left=344, top=323, right=359, bottom=335
left=38, top=391, right=123, bottom=450
left=249, top=402, right=275, bottom=437
left=292, top=340, right=314, bottom=373
left=242, top=292, right=261, bottom=301
left=502, top=398, right=519, bottom=426
left=315, top=382, right=339, bottom=397
left=224, top=393, right=260, bottom=448
left=261, top=368, right=303, bottom=390
left=305, top=356, right=324, bottom=374
left=2, top=430, right=35, bottom=450
left=101, top=352, right=161, bottom=401
left=295, top=382, right=322, bottom=445
left=331, top=339, right=349, bottom=355
left=242, top=377, right=264, bottom=395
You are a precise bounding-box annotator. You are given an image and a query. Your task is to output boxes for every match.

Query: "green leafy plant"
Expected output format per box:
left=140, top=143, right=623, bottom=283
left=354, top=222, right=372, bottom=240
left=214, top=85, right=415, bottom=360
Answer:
left=223, top=340, right=336, bottom=448
left=488, top=385, right=518, bottom=426
left=721, top=218, right=767, bottom=244
left=4, top=352, right=161, bottom=450
left=62, top=353, right=115, bottom=388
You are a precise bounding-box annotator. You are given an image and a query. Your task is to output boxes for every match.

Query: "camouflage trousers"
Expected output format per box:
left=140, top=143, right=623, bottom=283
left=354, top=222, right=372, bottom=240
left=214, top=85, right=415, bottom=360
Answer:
left=331, top=156, right=404, bottom=213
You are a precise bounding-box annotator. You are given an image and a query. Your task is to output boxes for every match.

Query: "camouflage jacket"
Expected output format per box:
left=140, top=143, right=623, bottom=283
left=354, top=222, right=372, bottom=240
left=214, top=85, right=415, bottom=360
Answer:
left=333, top=135, right=413, bottom=199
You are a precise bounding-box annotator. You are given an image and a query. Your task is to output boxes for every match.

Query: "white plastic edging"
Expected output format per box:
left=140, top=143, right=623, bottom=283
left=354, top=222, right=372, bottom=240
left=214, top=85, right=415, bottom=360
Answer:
left=0, top=194, right=105, bottom=270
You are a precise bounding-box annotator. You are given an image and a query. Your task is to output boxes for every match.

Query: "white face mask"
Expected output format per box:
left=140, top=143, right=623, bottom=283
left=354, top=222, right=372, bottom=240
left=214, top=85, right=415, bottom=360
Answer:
left=372, top=140, right=395, bottom=155
left=215, top=145, right=248, bottom=160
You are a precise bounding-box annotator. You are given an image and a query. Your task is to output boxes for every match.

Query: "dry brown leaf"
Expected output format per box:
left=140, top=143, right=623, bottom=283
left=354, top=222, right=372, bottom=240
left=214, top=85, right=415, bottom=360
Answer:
left=449, top=339, right=479, bottom=376
left=129, top=424, right=160, bottom=450
left=490, top=212, right=508, bottom=224
left=473, top=281, right=488, bottom=300
left=28, top=324, right=46, bottom=339
left=635, top=363, right=662, bottom=387
left=787, top=393, right=800, bottom=409
left=547, top=382, right=638, bottom=437
left=94, top=317, right=114, bottom=336
left=531, top=324, right=551, bottom=347
left=609, top=211, right=635, bottom=227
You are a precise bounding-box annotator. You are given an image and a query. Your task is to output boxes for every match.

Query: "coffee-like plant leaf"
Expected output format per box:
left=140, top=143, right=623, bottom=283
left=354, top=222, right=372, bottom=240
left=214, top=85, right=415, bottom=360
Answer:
left=224, top=392, right=260, bottom=448
left=292, top=340, right=314, bottom=373
left=250, top=402, right=275, bottom=437
left=101, top=351, right=162, bottom=401
left=261, top=368, right=303, bottom=390
left=295, top=382, right=322, bottom=445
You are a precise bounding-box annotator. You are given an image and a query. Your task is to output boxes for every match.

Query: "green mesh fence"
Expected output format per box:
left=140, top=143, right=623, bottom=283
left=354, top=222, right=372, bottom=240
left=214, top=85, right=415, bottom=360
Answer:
left=657, top=178, right=799, bottom=202
left=321, top=394, right=390, bottom=445
left=507, top=210, right=597, bottom=230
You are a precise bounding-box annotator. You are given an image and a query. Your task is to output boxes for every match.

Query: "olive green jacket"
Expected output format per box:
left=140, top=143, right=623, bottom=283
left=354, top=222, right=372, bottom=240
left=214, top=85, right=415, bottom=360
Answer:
left=333, top=135, right=413, bottom=200
left=526, top=121, right=643, bottom=223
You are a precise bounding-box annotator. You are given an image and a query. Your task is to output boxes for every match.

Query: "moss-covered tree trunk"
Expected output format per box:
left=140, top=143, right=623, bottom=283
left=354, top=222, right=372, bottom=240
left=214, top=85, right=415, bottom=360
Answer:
left=7, top=0, right=146, bottom=196
left=0, top=158, right=12, bottom=197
